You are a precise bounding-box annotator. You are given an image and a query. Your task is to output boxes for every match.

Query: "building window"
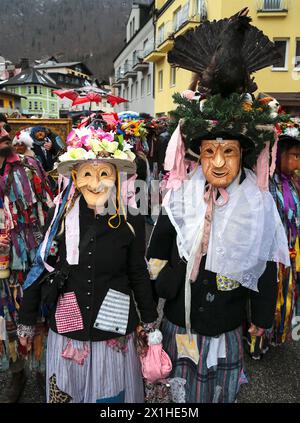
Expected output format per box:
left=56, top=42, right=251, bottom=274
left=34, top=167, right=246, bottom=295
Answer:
left=141, top=77, right=145, bottom=97
left=273, top=39, right=289, bottom=70
left=34, top=101, right=38, bottom=110
left=29, top=101, right=32, bottom=110
left=34, top=86, right=38, bottom=94
left=170, top=67, right=176, bottom=86
left=133, top=50, right=137, bottom=66
left=39, top=86, right=42, bottom=94
left=9, top=101, right=13, bottom=108
left=133, top=17, right=135, bottom=34
left=263, top=0, right=283, bottom=10
left=27, top=86, right=32, bottom=94
left=173, top=7, right=182, bottom=32
left=147, top=74, right=151, bottom=95
left=51, top=103, right=55, bottom=111
left=0, top=99, right=4, bottom=107
left=51, top=90, right=54, bottom=97
left=40, top=102, right=42, bottom=110
left=135, top=81, right=138, bottom=99
left=158, top=70, right=163, bottom=91
left=294, top=39, right=300, bottom=68
left=158, top=24, right=165, bottom=45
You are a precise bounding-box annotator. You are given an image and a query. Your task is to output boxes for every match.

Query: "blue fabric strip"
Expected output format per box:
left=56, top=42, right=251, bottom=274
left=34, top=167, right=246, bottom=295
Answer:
left=23, top=178, right=73, bottom=290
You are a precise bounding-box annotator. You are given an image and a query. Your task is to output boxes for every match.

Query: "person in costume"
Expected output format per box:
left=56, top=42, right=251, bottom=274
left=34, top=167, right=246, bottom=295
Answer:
left=147, top=8, right=290, bottom=403
left=12, top=130, right=35, bottom=157
left=17, top=126, right=158, bottom=403
left=30, top=126, right=62, bottom=173
left=0, top=115, right=54, bottom=402
left=249, top=121, right=300, bottom=358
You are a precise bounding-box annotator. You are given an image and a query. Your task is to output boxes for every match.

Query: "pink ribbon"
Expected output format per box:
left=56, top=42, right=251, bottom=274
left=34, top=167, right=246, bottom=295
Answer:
left=190, top=184, right=229, bottom=282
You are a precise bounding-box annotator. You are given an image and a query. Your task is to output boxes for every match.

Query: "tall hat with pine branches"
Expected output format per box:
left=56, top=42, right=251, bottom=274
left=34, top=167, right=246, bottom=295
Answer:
left=165, top=7, right=289, bottom=183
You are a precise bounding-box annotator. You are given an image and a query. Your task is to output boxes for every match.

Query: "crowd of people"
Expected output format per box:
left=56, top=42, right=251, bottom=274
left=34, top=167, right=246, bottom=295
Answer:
left=0, top=8, right=300, bottom=404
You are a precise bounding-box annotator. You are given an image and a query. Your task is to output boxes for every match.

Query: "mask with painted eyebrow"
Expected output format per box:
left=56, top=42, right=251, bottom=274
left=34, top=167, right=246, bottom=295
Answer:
left=200, top=140, right=241, bottom=188
left=76, top=162, right=117, bottom=209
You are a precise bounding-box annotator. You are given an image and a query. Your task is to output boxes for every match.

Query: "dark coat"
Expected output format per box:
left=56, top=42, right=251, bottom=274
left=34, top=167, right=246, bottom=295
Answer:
left=147, top=211, right=277, bottom=336
left=32, top=138, right=61, bottom=172
left=19, top=197, right=158, bottom=341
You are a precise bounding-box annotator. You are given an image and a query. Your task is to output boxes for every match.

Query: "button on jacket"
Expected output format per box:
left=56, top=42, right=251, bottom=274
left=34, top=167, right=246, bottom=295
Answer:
left=19, top=197, right=158, bottom=341
left=147, top=211, right=277, bottom=337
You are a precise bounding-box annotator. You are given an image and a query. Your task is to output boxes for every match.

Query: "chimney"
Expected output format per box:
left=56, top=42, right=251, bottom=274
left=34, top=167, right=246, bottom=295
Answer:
left=20, top=58, right=30, bottom=70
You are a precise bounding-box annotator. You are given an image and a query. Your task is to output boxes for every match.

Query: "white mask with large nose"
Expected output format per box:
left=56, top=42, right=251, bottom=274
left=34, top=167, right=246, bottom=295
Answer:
left=76, top=161, right=117, bottom=210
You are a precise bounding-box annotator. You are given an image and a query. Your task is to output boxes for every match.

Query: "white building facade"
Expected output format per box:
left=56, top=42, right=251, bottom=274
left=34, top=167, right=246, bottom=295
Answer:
left=112, top=2, right=155, bottom=116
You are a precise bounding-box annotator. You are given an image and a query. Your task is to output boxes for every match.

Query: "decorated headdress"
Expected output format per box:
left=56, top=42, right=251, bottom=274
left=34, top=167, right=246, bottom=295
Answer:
left=57, top=126, right=136, bottom=176
left=276, top=118, right=300, bottom=142
left=165, top=7, right=289, bottom=190
left=12, top=130, right=34, bottom=149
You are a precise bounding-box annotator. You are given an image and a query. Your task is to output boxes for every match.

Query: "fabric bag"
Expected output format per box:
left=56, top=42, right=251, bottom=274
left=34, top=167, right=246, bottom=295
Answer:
left=140, top=329, right=172, bottom=383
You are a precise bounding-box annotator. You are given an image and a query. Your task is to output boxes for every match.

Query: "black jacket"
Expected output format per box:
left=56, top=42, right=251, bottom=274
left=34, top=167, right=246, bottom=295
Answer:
left=147, top=211, right=277, bottom=336
left=33, top=139, right=60, bottom=172
left=19, top=197, right=158, bottom=341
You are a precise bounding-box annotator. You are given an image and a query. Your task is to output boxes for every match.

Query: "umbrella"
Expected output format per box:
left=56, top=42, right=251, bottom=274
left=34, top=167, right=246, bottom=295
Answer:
left=53, top=87, right=128, bottom=109
left=52, top=89, right=79, bottom=102
left=72, top=92, right=102, bottom=106
left=106, top=94, right=128, bottom=107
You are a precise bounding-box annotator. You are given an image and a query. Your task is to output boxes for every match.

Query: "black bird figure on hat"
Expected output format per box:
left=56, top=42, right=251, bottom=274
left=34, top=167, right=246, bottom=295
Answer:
left=168, top=7, right=281, bottom=97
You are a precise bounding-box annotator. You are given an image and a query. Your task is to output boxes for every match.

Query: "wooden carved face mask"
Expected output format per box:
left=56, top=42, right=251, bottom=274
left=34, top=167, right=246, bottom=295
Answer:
left=200, top=139, right=241, bottom=188
left=76, top=162, right=116, bottom=209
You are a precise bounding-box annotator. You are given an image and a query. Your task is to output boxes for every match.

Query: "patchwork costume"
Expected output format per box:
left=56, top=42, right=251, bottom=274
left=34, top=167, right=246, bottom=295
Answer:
left=147, top=8, right=290, bottom=403
left=0, top=152, right=53, bottom=401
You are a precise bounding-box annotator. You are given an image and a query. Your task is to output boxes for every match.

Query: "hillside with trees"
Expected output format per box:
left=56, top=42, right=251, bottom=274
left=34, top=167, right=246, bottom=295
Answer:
left=0, top=0, right=133, bottom=79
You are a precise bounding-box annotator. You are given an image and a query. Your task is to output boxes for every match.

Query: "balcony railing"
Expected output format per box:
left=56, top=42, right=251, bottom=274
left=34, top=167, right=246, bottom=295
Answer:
left=143, top=42, right=155, bottom=58
left=124, top=62, right=137, bottom=78
left=257, top=0, right=288, bottom=11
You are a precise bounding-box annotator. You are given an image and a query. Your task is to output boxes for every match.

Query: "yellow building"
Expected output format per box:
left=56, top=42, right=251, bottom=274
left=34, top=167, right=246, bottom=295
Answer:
left=145, top=0, right=300, bottom=116
left=0, top=89, right=25, bottom=115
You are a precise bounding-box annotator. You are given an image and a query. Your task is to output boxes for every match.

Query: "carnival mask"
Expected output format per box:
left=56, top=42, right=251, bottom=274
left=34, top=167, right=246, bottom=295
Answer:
left=200, top=139, right=241, bottom=188
left=280, top=146, right=300, bottom=175
left=35, top=130, right=46, bottom=140
left=76, top=162, right=117, bottom=210
left=14, top=143, right=27, bottom=155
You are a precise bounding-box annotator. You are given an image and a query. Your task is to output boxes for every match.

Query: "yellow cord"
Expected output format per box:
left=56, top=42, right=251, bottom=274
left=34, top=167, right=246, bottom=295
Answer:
left=71, top=169, right=79, bottom=190
left=108, top=171, right=122, bottom=229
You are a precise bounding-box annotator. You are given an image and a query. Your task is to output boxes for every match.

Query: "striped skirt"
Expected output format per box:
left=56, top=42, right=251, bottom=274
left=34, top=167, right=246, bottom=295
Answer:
left=46, top=329, right=144, bottom=403
left=161, top=319, right=247, bottom=403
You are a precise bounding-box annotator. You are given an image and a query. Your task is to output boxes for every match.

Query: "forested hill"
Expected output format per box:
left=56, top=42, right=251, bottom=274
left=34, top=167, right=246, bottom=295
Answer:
left=0, top=0, right=133, bottom=80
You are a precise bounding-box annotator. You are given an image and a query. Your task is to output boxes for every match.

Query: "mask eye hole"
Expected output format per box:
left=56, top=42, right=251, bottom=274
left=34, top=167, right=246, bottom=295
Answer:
left=100, top=171, right=109, bottom=177
left=203, top=148, right=214, bottom=155
left=84, top=171, right=92, bottom=177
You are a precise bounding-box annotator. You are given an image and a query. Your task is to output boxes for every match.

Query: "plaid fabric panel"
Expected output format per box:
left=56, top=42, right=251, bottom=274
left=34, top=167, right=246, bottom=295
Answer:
left=55, top=292, right=84, bottom=334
